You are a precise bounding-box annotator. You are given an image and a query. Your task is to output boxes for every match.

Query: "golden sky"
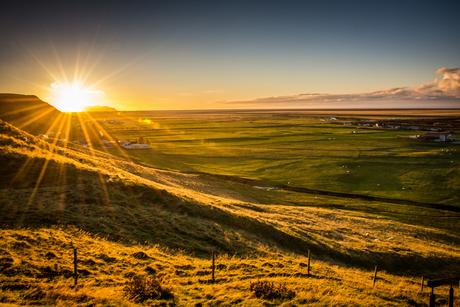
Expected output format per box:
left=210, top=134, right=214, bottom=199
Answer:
left=1, top=1, right=459, bottom=111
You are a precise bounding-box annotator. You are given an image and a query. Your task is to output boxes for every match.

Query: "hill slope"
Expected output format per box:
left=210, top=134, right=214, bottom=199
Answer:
left=0, top=94, right=62, bottom=135
left=1, top=119, right=459, bottom=306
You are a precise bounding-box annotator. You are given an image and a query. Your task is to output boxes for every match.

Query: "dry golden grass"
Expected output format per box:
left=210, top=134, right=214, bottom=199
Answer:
left=2, top=227, right=454, bottom=306
left=1, top=119, right=459, bottom=306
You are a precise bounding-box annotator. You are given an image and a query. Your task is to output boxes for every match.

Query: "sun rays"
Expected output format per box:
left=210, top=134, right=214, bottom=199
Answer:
left=0, top=106, right=150, bottom=228
left=0, top=35, right=165, bottom=228
left=52, top=83, right=90, bottom=112
left=51, top=82, right=106, bottom=112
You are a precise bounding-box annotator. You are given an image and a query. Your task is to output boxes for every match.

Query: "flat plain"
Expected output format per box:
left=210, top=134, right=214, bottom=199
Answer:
left=99, top=110, right=460, bottom=229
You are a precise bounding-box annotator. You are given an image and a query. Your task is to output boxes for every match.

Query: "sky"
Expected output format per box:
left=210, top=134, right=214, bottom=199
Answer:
left=1, top=0, right=459, bottom=111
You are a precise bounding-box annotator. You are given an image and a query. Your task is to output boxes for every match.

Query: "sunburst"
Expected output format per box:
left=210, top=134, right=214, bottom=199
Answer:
left=52, top=82, right=103, bottom=112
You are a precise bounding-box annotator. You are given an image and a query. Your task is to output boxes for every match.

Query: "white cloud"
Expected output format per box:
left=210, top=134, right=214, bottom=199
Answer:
left=51, top=83, right=62, bottom=90
left=435, top=67, right=460, bottom=93
left=217, top=68, right=460, bottom=107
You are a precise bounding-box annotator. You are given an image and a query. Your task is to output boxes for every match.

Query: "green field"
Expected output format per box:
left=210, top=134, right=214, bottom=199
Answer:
left=101, top=111, right=460, bottom=207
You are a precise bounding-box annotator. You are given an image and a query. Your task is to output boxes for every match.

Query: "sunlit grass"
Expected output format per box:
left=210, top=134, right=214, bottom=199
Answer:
left=2, top=227, right=453, bottom=307
left=1, top=116, right=460, bottom=306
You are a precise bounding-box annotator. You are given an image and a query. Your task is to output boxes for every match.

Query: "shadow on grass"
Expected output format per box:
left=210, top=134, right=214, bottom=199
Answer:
left=0, top=154, right=457, bottom=276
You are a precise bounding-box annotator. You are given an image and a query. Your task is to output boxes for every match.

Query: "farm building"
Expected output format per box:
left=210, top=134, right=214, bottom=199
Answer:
left=119, top=141, right=152, bottom=149
left=122, top=144, right=152, bottom=149
left=420, top=132, right=452, bottom=142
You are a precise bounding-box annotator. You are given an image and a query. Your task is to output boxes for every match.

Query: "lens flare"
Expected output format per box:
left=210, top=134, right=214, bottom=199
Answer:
left=51, top=82, right=105, bottom=112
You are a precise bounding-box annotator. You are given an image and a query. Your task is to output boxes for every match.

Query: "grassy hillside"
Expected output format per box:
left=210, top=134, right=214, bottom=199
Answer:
left=1, top=227, right=442, bottom=307
left=0, top=94, right=62, bottom=135
left=1, top=119, right=459, bottom=306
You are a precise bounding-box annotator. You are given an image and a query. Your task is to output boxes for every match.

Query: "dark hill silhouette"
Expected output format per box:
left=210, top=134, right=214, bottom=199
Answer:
left=0, top=93, right=61, bottom=135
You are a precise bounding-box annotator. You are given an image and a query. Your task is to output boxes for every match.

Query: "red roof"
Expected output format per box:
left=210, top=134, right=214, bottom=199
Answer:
left=423, top=132, right=450, bottom=137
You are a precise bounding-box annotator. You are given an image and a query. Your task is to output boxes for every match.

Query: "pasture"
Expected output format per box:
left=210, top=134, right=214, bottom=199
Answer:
left=1, top=113, right=460, bottom=306
left=98, top=110, right=460, bottom=208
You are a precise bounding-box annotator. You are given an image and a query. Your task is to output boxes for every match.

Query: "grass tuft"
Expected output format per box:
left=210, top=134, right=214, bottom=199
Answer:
left=249, top=279, right=296, bottom=300
left=123, top=274, right=174, bottom=302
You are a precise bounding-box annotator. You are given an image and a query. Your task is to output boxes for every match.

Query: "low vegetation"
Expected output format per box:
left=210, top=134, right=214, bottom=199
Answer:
left=123, top=274, right=174, bottom=302
left=0, top=109, right=459, bottom=306
left=249, top=280, right=296, bottom=300
left=100, top=110, right=460, bottom=208
left=0, top=227, right=449, bottom=306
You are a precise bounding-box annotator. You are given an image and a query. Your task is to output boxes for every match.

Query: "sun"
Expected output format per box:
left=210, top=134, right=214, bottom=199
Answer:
left=51, top=82, right=103, bottom=112
left=54, top=84, right=91, bottom=112
left=56, top=86, right=87, bottom=112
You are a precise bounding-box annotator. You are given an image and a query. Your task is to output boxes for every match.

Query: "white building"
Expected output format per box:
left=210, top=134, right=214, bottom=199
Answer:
left=421, top=132, right=452, bottom=142
left=122, top=144, right=152, bottom=149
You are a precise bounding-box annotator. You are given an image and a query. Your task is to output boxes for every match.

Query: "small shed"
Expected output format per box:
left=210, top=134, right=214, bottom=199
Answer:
left=421, top=132, right=451, bottom=142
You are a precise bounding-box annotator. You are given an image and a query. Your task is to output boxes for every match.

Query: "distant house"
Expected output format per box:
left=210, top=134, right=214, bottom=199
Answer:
left=421, top=132, right=452, bottom=142
left=429, top=127, right=442, bottom=132
left=343, top=122, right=352, bottom=125
left=123, top=144, right=152, bottom=149
left=408, top=126, right=420, bottom=130
left=119, top=141, right=151, bottom=149
left=388, top=125, right=400, bottom=129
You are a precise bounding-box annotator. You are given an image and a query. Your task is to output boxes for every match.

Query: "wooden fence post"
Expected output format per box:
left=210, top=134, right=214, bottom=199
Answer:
left=211, top=251, right=215, bottom=283
left=427, top=276, right=460, bottom=307
left=73, top=248, right=78, bottom=286
left=429, top=288, right=435, bottom=307
left=307, top=250, right=311, bottom=276
left=373, top=266, right=378, bottom=287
